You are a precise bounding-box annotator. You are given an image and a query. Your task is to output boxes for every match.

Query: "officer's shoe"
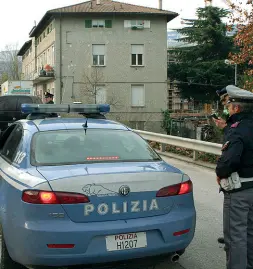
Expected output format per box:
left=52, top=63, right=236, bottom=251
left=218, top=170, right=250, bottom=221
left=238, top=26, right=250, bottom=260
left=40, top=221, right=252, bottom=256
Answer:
left=218, top=237, right=225, bottom=244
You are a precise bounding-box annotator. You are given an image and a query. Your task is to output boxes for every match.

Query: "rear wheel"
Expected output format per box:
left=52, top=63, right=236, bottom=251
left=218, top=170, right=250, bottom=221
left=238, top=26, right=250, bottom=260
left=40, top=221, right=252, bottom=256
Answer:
left=0, top=229, right=25, bottom=269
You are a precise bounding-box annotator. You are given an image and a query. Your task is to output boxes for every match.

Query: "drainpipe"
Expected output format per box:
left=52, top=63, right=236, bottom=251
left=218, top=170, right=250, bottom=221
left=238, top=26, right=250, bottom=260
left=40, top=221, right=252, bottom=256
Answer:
left=59, top=12, right=63, bottom=103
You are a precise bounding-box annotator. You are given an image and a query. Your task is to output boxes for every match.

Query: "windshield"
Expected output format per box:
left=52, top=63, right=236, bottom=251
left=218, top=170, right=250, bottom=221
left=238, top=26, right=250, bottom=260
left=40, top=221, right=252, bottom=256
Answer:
left=31, top=129, right=161, bottom=166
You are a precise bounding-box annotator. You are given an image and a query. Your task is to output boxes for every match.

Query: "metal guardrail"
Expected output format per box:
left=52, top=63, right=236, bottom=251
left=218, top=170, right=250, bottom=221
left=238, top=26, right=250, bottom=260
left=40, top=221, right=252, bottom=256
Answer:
left=134, top=130, right=222, bottom=161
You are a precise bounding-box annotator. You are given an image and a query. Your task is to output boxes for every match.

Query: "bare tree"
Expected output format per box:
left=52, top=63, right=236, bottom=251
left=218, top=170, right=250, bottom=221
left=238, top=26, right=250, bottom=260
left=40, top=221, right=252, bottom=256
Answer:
left=79, top=67, right=121, bottom=108
left=78, top=67, right=155, bottom=131
left=0, top=72, right=9, bottom=84
left=114, top=104, right=156, bottom=131
left=80, top=67, right=103, bottom=104
left=0, top=43, right=21, bottom=81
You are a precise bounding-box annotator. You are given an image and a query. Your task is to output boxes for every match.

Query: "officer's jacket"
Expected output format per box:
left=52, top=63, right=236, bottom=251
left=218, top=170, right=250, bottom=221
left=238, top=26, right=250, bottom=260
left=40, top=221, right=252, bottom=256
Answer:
left=216, top=112, right=253, bottom=190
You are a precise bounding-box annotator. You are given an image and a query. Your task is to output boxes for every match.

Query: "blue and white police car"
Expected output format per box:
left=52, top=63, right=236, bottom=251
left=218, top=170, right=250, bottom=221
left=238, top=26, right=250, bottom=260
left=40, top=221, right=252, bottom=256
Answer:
left=0, top=104, right=196, bottom=268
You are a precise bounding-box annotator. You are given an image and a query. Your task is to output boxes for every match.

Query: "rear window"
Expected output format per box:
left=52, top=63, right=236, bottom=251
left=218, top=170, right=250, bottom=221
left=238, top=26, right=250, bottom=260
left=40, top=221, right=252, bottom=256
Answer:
left=31, top=129, right=161, bottom=166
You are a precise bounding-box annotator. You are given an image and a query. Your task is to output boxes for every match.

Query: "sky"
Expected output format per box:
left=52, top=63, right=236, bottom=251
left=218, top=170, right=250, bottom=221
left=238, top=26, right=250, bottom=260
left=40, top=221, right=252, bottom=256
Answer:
left=0, top=0, right=230, bottom=51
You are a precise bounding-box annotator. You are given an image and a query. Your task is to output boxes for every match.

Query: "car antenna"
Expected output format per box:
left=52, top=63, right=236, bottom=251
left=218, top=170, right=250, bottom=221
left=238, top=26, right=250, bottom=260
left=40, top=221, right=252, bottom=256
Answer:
left=82, top=118, right=88, bottom=135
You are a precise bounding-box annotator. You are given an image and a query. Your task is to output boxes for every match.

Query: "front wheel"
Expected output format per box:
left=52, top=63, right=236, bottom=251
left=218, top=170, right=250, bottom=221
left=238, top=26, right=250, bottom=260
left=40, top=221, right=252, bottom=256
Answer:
left=0, top=230, right=25, bottom=269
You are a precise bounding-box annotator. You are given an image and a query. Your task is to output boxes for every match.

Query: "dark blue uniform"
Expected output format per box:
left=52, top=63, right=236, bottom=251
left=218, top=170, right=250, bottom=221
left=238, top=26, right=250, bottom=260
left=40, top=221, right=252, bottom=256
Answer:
left=216, top=112, right=253, bottom=190
left=216, top=107, right=253, bottom=268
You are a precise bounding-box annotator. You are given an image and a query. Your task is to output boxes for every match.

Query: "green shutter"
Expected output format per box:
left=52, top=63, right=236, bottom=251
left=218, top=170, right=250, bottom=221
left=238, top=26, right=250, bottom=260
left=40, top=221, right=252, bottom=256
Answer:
left=85, top=20, right=92, bottom=28
left=105, top=20, right=112, bottom=28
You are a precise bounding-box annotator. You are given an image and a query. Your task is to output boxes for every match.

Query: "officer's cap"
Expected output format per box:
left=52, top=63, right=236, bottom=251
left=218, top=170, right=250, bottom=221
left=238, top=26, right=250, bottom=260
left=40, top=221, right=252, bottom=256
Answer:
left=216, top=87, right=228, bottom=101
left=226, top=85, right=253, bottom=104
left=44, top=91, right=54, bottom=98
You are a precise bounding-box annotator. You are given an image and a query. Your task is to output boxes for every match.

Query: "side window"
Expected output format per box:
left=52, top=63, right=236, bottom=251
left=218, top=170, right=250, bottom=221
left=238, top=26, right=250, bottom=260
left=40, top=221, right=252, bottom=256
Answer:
left=0, top=97, right=16, bottom=111
left=0, top=98, right=7, bottom=111
left=0, top=125, right=17, bottom=150
left=1, top=125, right=23, bottom=162
left=17, top=97, right=33, bottom=111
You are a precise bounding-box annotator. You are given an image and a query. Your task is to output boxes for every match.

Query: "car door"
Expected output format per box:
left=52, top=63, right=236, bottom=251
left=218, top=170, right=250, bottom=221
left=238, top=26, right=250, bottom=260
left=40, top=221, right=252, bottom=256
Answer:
left=0, top=124, right=23, bottom=212
left=0, top=96, right=18, bottom=132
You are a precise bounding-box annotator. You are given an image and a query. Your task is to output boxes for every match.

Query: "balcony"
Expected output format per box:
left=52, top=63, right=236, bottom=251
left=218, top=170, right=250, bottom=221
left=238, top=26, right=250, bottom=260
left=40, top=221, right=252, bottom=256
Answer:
left=33, top=64, right=55, bottom=83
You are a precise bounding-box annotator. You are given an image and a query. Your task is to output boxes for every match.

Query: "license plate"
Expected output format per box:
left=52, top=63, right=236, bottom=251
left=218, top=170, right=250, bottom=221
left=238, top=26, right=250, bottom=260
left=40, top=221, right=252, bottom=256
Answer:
left=105, top=232, right=147, bottom=252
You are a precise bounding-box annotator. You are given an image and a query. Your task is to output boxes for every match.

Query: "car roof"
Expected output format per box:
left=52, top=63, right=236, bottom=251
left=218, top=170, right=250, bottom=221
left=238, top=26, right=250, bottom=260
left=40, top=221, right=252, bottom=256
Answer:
left=20, top=117, right=130, bottom=132
left=0, top=95, right=37, bottom=98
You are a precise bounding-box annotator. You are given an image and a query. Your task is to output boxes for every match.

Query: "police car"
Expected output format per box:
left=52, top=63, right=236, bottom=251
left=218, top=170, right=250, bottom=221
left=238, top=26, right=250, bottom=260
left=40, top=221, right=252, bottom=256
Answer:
left=0, top=104, right=196, bottom=268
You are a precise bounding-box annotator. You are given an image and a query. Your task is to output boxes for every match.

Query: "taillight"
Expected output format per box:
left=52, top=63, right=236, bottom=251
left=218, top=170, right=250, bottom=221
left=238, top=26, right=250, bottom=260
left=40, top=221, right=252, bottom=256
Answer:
left=22, top=190, right=89, bottom=204
left=156, top=180, right=193, bottom=197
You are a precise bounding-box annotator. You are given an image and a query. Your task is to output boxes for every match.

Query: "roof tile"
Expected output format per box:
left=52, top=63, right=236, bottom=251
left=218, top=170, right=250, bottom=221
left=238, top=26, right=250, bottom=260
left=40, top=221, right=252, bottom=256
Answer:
left=49, top=0, right=176, bottom=16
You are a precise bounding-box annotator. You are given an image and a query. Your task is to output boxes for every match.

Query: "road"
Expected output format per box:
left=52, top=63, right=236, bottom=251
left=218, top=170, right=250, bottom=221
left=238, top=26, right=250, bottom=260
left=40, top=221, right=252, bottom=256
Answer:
left=157, top=156, right=226, bottom=269
left=0, top=157, right=225, bottom=269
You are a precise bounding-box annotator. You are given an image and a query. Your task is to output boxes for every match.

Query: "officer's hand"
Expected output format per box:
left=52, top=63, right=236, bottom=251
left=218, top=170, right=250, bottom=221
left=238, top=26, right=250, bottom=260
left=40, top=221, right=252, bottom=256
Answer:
left=213, top=118, right=227, bottom=129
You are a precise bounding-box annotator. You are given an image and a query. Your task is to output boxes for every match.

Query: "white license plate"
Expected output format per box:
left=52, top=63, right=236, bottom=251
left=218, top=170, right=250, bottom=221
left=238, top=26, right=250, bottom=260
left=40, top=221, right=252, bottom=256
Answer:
left=105, top=232, right=147, bottom=252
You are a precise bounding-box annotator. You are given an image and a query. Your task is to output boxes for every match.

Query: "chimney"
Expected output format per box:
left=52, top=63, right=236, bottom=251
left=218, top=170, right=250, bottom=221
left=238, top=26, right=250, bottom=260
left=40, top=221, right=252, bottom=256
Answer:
left=159, top=0, right=162, bottom=10
left=96, top=0, right=101, bottom=4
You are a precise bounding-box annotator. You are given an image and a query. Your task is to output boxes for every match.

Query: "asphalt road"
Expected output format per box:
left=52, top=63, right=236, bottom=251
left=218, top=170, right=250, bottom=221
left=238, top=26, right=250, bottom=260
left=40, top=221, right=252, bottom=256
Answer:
left=0, top=157, right=226, bottom=269
left=157, top=156, right=226, bottom=269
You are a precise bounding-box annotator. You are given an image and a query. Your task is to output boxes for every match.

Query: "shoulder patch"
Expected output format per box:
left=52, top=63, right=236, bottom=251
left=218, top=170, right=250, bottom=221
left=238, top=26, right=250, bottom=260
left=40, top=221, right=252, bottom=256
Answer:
left=231, top=121, right=240, bottom=128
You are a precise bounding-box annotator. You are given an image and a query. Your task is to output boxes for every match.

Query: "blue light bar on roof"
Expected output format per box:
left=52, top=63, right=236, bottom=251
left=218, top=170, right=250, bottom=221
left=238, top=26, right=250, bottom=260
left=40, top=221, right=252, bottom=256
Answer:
left=21, top=104, right=110, bottom=114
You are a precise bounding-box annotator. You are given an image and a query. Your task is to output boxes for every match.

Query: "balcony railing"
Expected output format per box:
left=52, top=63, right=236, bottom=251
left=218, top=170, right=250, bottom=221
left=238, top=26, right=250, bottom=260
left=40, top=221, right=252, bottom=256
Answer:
left=33, top=66, right=55, bottom=83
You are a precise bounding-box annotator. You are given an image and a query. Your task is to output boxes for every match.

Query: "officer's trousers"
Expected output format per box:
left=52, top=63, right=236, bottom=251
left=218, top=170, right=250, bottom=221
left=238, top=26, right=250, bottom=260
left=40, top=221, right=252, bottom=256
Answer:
left=223, top=188, right=253, bottom=269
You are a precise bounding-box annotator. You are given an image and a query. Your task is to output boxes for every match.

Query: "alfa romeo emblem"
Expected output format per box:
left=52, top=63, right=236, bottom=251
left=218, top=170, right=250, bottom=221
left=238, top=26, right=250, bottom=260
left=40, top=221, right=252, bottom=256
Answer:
left=119, top=185, right=130, bottom=196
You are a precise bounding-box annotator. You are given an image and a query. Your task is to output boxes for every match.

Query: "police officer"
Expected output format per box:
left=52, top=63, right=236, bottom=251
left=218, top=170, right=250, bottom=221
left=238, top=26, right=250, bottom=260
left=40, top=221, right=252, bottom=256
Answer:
left=214, top=87, right=230, bottom=134
left=214, top=87, right=232, bottom=245
left=44, top=91, right=58, bottom=118
left=215, top=85, right=253, bottom=269
left=44, top=91, right=54, bottom=104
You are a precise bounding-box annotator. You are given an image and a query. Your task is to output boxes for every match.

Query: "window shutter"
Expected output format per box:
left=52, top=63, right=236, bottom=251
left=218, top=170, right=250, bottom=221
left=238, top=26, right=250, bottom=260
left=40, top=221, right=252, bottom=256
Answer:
left=144, top=20, right=150, bottom=28
left=85, top=20, right=92, bottom=28
left=105, top=20, right=112, bottom=28
left=96, top=86, right=107, bottom=104
left=92, top=45, right=105, bottom=55
left=124, top=20, right=131, bottom=28
left=131, top=45, right=144, bottom=54
left=131, top=85, right=145, bottom=106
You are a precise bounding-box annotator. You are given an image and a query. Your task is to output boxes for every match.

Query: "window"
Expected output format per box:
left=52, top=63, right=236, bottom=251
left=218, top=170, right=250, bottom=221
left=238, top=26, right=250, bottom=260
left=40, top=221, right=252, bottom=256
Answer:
left=0, top=97, right=17, bottom=111
left=17, top=97, right=33, bottom=110
left=48, top=48, right=51, bottom=65
left=85, top=20, right=112, bottom=28
left=131, top=85, right=145, bottom=107
left=131, top=45, right=144, bottom=66
left=31, top=129, right=160, bottom=166
left=52, top=45, right=55, bottom=66
left=95, top=86, right=106, bottom=104
left=124, top=20, right=150, bottom=29
left=1, top=125, right=23, bottom=163
left=92, top=20, right=105, bottom=28
left=92, top=45, right=105, bottom=66
left=131, top=20, right=144, bottom=28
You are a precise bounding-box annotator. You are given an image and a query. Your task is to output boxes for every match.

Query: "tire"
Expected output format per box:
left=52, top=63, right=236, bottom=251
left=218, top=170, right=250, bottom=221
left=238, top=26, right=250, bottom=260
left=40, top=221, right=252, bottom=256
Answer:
left=0, top=231, right=25, bottom=269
